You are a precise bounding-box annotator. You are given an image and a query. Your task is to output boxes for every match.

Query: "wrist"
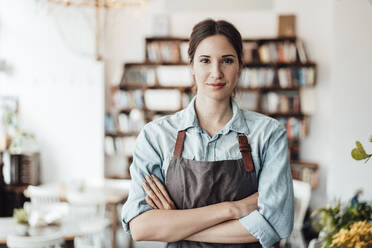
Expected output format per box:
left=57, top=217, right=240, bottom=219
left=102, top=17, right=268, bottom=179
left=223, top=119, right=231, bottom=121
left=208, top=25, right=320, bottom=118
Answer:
left=226, top=201, right=241, bottom=219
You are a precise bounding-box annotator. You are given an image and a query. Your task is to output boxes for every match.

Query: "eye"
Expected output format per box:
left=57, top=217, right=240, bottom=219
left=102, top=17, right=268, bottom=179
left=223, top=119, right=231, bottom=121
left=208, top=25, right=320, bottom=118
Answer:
left=222, top=58, right=234, bottom=64
left=200, top=58, right=210, bottom=63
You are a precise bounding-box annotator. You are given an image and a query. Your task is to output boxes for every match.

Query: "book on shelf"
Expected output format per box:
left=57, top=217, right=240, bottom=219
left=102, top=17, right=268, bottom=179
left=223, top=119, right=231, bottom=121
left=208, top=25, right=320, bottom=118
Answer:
left=258, top=41, right=297, bottom=63
left=105, top=136, right=115, bottom=156
left=261, top=92, right=300, bottom=114
left=179, top=41, right=189, bottom=63
left=144, top=89, right=182, bottom=111
left=239, top=68, right=275, bottom=88
left=296, top=39, right=308, bottom=63
left=242, top=41, right=259, bottom=64
left=147, top=41, right=181, bottom=63
left=278, top=15, right=296, bottom=37
left=290, top=161, right=318, bottom=188
left=122, top=66, right=156, bottom=86
left=156, top=65, right=193, bottom=87
left=277, top=117, right=308, bottom=140
left=105, top=109, right=145, bottom=134
left=104, top=135, right=137, bottom=157
left=278, top=67, right=315, bottom=88
left=112, top=89, right=144, bottom=111
left=104, top=113, right=116, bottom=133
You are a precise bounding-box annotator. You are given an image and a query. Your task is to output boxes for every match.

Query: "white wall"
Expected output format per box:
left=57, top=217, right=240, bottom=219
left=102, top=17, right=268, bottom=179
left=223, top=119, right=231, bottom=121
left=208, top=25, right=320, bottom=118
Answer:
left=328, top=0, right=372, bottom=202
left=0, top=1, right=105, bottom=182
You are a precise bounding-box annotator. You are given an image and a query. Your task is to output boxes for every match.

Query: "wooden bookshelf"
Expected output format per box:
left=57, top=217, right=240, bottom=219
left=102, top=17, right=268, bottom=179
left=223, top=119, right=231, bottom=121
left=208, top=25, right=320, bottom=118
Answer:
left=105, top=36, right=318, bottom=185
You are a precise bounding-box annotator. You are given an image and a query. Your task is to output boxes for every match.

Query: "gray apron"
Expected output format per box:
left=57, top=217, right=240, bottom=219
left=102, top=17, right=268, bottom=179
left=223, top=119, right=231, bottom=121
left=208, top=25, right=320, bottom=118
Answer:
left=165, top=130, right=262, bottom=248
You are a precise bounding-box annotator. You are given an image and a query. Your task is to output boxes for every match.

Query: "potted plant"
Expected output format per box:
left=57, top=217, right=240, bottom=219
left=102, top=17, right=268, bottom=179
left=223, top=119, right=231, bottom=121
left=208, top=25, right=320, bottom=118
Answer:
left=310, top=135, right=372, bottom=247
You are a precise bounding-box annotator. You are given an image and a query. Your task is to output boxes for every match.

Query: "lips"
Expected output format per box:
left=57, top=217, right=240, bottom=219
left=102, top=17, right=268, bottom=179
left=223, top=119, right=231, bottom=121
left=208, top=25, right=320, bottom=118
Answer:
left=207, top=82, right=226, bottom=86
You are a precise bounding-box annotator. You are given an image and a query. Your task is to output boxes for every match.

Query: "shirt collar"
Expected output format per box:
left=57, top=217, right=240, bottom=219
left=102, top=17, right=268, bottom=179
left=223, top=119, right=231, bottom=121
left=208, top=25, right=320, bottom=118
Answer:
left=178, top=96, right=250, bottom=136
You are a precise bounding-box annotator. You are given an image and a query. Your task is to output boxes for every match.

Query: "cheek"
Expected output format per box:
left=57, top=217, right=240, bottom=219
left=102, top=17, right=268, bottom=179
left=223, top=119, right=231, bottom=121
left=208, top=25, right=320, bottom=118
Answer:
left=194, top=68, right=209, bottom=83
left=225, top=67, right=240, bottom=82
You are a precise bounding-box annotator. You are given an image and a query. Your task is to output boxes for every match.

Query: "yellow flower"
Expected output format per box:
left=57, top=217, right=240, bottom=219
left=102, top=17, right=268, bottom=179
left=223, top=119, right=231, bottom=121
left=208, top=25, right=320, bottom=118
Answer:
left=331, top=221, right=372, bottom=248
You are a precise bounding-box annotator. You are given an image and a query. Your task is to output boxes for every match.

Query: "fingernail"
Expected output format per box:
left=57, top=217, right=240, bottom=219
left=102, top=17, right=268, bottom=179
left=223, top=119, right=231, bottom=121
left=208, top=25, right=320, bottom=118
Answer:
left=145, top=175, right=150, bottom=180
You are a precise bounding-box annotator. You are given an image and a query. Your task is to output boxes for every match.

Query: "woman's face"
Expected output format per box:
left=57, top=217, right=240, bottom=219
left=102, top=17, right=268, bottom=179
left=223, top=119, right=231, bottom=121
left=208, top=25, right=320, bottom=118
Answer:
left=192, top=34, right=240, bottom=101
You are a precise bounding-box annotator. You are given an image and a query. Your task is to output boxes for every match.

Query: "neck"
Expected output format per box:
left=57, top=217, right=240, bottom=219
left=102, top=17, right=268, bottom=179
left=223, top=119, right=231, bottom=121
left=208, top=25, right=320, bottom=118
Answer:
left=194, top=96, right=233, bottom=136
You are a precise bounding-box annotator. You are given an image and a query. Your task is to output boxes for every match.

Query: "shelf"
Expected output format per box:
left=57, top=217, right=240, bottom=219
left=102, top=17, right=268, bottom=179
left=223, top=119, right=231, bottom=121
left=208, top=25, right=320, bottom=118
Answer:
left=237, top=86, right=304, bottom=91
left=123, top=61, right=315, bottom=68
left=105, top=131, right=139, bottom=137
left=144, top=109, right=182, bottom=115
left=105, top=35, right=318, bottom=182
left=264, top=112, right=307, bottom=118
left=243, top=36, right=297, bottom=43
left=146, top=37, right=189, bottom=42
left=0, top=184, right=29, bottom=193
left=119, top=83, right=192, bottom=91
left=106, top=175, right=131, bottom=180
left=290, top=160, right=319, bottom=169
left=124, top=62, right=188, bottom=67
left=145, top=36, right=297, bottom=43
left=244, top=62, right=316, bottom=68
left=118, top=84, right=313, bottom=92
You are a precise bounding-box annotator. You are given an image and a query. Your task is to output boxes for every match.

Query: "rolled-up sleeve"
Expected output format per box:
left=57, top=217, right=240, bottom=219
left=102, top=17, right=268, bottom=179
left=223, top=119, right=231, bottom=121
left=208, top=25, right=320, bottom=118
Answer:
left=121, top=125, right=164, bottom=234
left=238, top=124, right=294, bottom=248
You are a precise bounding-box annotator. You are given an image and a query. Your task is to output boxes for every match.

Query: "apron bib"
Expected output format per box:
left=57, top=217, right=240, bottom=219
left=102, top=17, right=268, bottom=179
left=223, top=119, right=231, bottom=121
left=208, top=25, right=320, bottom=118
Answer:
left=165, top=130, right=262, bottom=248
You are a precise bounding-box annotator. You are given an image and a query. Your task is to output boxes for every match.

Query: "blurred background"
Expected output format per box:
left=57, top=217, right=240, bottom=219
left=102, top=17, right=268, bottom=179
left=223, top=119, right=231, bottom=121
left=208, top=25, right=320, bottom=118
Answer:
left=0, top=0, right=371, bottom=247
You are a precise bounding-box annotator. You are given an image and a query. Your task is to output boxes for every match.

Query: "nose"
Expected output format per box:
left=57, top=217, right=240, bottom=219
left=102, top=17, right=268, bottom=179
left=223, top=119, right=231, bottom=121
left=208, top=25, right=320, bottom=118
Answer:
left=210, top=62, right=223, bottom=79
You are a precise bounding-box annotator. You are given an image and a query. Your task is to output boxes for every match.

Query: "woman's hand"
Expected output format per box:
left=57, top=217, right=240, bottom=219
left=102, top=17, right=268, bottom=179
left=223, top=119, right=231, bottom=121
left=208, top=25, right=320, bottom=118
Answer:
left=142, top=175, right=177, bottom=210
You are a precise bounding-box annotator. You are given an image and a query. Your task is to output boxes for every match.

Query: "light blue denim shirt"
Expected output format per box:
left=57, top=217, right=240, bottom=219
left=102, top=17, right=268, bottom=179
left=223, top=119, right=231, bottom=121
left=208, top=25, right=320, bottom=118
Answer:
left=121, top=96, right=294, bottom=248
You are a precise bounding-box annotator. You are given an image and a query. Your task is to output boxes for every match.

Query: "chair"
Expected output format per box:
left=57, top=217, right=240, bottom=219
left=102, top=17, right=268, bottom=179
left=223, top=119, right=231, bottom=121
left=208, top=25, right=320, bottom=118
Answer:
left=281, top=179, right=312, bottom=248
left=67, top=191, right=111, bottom=248
left=308, top=239, right=323, bottom=248
left=7, top=233, right=64, bottom=248
left=26, top=185, right=60, bottom=204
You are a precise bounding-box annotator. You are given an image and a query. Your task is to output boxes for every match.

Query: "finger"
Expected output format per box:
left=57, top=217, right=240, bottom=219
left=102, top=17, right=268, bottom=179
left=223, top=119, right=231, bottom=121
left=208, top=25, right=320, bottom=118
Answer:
left=145, top=175, right=169, bottom=208
left=151, top=175, right=176, bottom=209
left=145, top=195, right=157, bottom=209
left=151, top=175, right=175, bottom=205
left=142, top=181, right=163, bottom=209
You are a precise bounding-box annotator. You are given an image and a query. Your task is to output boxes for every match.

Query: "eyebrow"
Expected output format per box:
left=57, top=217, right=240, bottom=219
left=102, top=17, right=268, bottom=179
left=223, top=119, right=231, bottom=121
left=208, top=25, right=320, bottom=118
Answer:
left=199, top=54, right=236, bottom=58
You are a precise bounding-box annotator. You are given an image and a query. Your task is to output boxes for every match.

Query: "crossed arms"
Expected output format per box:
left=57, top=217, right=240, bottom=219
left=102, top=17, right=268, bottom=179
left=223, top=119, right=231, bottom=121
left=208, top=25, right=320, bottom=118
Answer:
left=129, top=174, right=259, bottom=243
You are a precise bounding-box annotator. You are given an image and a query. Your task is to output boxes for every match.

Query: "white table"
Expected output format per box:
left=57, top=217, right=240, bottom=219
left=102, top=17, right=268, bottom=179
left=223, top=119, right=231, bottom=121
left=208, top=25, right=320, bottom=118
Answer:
left=17, top=179, right=131, bottom=248
left=0, top=215, right=108, bottom=245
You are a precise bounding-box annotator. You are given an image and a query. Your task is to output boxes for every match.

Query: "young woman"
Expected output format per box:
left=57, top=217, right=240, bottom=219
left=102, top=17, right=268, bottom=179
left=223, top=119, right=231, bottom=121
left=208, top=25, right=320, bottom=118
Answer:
left=122, top=19, right=294, bottom=248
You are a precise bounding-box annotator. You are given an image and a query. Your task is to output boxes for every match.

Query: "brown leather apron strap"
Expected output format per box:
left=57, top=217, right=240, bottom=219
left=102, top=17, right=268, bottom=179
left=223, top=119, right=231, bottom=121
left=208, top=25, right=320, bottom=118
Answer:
left=238, top=134, right=255, bottom=172
left=173, top=130, right=186, bottom=157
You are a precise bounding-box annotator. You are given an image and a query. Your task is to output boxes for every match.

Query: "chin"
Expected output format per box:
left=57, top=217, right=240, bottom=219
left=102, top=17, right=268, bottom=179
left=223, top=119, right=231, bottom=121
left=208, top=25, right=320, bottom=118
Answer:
left=199, top=90, right=233, bottom=102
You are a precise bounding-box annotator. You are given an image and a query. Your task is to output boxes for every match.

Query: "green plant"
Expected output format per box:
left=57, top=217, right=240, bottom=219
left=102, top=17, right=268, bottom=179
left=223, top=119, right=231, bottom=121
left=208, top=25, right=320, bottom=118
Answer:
left=311, top=198, right=372, bottom=248
left=351, top=135, right=372, bottom=163
left=13, top=208, right=28, bottom=225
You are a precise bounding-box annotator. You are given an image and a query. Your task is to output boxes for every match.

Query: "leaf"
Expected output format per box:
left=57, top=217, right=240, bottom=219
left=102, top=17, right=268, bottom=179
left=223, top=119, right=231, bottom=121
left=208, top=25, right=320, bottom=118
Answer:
left=356, top=141, right=367, bottom=156
left=351, top=148, right=368, bottom=160
left=369, top=135, right=372, bottom=143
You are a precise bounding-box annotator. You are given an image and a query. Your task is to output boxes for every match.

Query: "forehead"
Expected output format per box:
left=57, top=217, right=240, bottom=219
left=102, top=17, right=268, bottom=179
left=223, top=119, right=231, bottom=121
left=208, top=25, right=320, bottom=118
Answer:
left=195, top=34, right=237, bottom=56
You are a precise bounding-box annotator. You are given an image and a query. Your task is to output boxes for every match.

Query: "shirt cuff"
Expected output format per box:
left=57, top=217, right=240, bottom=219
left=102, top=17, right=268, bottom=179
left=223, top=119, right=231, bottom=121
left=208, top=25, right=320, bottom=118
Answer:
left=121, top=203, right=152, bottom=234
left=239, top=210, right=281, bottom=248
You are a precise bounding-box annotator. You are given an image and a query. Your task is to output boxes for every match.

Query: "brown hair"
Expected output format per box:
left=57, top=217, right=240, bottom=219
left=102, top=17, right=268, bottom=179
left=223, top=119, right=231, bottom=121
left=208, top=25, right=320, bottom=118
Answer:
left=188, top=19, right=243, bottom=66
